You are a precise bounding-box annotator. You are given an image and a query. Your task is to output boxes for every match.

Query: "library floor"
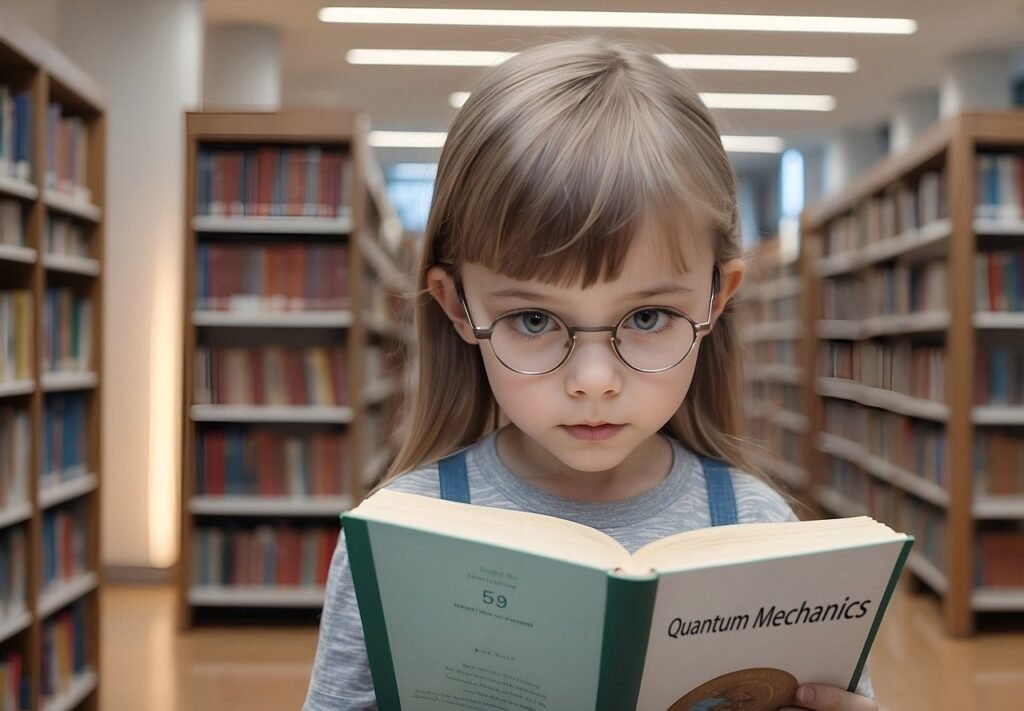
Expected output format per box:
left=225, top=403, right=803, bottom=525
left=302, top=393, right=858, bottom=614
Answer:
left=98, top=580, right=1024, bottom=711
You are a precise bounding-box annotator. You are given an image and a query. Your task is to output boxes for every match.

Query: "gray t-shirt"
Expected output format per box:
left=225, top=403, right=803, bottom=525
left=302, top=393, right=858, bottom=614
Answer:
left=303, top=430, right=873, bottom=709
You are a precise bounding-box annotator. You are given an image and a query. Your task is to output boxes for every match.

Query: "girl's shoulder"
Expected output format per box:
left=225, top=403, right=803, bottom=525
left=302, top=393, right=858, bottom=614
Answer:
left=377, top=461, right=444, bottom=499
left=726, top=467, right=799, bottom=524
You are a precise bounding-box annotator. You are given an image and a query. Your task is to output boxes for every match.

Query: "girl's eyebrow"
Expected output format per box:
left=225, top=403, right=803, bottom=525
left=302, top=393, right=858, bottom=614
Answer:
left=486, top=283, right=695, bottom=302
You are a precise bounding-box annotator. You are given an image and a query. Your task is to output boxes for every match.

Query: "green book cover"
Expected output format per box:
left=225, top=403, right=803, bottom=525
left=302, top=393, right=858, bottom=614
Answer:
left=344, top=490, right=912, bottom=711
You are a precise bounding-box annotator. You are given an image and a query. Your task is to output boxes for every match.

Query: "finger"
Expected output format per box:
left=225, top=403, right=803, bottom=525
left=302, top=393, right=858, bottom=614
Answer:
left=794, top=685, right=878, bottom=710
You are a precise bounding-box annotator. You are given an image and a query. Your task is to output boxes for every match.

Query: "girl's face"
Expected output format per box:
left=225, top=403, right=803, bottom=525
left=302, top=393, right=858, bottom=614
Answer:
left=429, top=236, right=744, bottom=479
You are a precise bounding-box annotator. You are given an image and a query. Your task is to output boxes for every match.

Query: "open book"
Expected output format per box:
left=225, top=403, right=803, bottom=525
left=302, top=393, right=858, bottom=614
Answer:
left=343, top=489, right=913, bottom=711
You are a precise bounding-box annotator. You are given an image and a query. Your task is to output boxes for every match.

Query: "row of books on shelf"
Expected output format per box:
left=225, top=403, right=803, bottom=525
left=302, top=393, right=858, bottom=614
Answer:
left=41, top=503, right=86, bottom=590
left=820, top=342, right=946, bottom=402
left=192, top=525, right=336, bottom=588
left=975, top=430, right=1024, bottom=495
left=47, top=215, right=91, bottom=258
left=975, top=247, right=1024, bottom=312
left=0, top=86, right=32, bottom=182
left=0, top=202, right=21, bottom=248
left=0, top=291, right=31, bottom=383
left=196, top=426, right=347, bottom=497
left=0, top=527, right=26, bottom=620
left=42, top=394, right=88, bottom=483
left=750, top=341, right=797, bottom=367
left=41, top=602, right=88, bottom=707
left=823, top=400, right=946, bottom=485
left=976, top=529, right=1024, bottom=587
left=821, top=261, right=945, bottom=320
left=750, top=293, right=799, bottom=324
left=194, top=346, right=347, bottom=407
left=0, top=651, right=25, bottom=711
left=196, top=243, right=349, bottom=313
left=196, top=146, right=352, bottom=218
left=42, top=288, right=93, bottom=374
left=44, top=103, right=90, bottom=203
left=0, top=408, right=28, bottom=509
left=824, top=170, right=946, bottom=257
left=976, top=152, right=1024, bottom=220
left=975, top=346, right=1024, bottom=405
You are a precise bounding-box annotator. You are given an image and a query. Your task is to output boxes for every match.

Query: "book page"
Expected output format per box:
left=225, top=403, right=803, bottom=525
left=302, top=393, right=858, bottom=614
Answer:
left=366, top=519, right=612, bottom=710
left=634, top=539, right=907, bottom=711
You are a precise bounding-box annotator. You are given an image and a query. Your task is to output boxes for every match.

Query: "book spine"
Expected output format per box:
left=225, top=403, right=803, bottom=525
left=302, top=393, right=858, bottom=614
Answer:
left=343, top=517, right=402, bottom=709
left=594, top=572, right=658, bottom=710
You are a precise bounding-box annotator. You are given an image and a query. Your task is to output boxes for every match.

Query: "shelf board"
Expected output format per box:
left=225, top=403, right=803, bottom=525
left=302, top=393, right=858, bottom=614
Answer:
left=772, top=410, right=808, bottom=434
left=750, top=275, right=802, bottom=303
left=43, top=190, right=102, bottom=223
left=742, top=320, right=803, bottom=343
left=907, top=553, right=949, bottom=595
left=192, top=310, right=354, bottom=329
left=192, top=211, right=353, bottom=235
left=973, top=217, right=1024, bottom=236
left=0, top=608, right=31, bottom=645
left=363, top=378, right=399, bottom=406
left=38, top=571, right=99, bottom=619
left=972, top=406, right=1024, bottom=426
left=0, top=173, right=38, bottom=200
left=189, top=495, right=352, bottom=517
left=972, top=588, right=1024, bottom=611
left=973, top=496, right=1024, bottom=519
left=43, top=253, right=101, bottom=276
left=815, top=486, right=869, bottom=519
left=0, top=379, right=35, bottom=398
left=746, top=364, right=802, bottom=385
left=0, top=502, right=33, bottom=530
left=39, top=473, right=99, bottom=510
left=816, top=378, right=949, bottom=422
left=817, top=311, right=951, bottom=340
left=814, top=219, right=952, bottom=277
left=973, top=312, right=1024, bottom=329
left=0, top=244, right=37, bottom=265
left=191, top=404, right=353, bottom=424
left=188, top=585, right=326, bottom=608
left=42, top=669, right=98, bottom=711
left=41, top=371, right=98, bottom=392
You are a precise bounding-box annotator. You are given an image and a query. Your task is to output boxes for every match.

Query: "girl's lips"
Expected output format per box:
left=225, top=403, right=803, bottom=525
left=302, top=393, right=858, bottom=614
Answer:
left=562, top=424, right=624, bottom=442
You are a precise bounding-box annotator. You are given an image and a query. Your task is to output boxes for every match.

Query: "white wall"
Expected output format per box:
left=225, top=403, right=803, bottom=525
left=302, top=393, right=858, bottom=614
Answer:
left=54, top=0, right=204, bottom=569
left=2, top=0, right=58, bottom=40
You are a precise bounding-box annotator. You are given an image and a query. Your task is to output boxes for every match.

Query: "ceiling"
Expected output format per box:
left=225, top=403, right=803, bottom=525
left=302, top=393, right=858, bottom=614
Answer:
left=205, top=0, right=1024, bottom=175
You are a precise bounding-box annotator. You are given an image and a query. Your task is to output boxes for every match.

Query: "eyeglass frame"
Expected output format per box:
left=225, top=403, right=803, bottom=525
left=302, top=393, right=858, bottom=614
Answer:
left=452, top=268, right=720, bottom=375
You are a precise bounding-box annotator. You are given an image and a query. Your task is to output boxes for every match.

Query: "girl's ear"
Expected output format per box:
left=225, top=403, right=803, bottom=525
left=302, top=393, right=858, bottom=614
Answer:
left=711, top=258, right=746, bottom=323
left=425, top=265, right=478, bottom=344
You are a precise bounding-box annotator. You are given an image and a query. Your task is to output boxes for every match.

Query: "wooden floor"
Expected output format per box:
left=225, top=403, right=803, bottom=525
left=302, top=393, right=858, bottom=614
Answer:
left=98, top=580, right=1024, bottom=711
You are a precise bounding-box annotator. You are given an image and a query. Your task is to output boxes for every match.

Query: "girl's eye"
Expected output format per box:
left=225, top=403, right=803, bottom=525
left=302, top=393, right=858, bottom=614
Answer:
left=624, top=308, right=674, bottom=333
left=513, top=311, right=556, bottom=336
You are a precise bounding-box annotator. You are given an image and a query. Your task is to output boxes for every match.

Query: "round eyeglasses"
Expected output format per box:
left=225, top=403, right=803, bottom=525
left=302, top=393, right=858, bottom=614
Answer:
left=455, top=270, right=719, bottom=375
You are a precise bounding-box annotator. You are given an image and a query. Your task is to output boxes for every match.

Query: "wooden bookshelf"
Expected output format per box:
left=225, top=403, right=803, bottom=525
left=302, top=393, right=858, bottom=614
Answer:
left=800, top=111, right=1024, bottom=636
left=0, top=6, right=105, bottom=709
left=179, top=110, right=410, bottom=626
left=740, top=236, right=813, bottom=500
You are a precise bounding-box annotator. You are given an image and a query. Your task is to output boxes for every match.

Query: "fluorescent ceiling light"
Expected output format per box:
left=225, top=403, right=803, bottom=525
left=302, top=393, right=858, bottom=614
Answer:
left=659, top=54, right=858, bottom=73
left=701, top=93, right=836, bottom=111
left=450, top=91, right=834, bottom=112
left=349, top=49, right=858, bottom=73
left=370, top=130, right=783, bottom=153
left=347, top=49, right=515, bottom=66
left=721, top=136, right=785, bottom=153
left=369, top=131, right=448, bottom=148
left=320, top=8, right=917, bottom=34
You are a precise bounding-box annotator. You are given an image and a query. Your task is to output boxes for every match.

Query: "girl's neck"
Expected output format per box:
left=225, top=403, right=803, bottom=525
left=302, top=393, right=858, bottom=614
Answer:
left=494, top=425, right=673, bottom=502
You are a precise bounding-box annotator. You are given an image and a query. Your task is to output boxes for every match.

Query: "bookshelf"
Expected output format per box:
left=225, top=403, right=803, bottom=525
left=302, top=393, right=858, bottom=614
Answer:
left=741, top=237, right=813, bottom=499
left=0, top=7, right=105, bottom=710
left=801, top=111, right=1024, bottom=635
left=179, top=110, right=410, bottom=626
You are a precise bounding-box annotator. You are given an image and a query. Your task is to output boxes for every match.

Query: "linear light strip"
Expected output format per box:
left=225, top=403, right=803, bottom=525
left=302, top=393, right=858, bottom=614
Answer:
left=321, top=8, right=917, bottom=35
left=347, top=49, right=859, bottom=73
left=369, top=130, right=785, bottom=153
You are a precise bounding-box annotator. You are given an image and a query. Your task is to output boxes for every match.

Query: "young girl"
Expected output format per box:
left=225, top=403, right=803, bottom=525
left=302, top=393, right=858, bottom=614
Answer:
left=305, top=38, right=877, bottom=711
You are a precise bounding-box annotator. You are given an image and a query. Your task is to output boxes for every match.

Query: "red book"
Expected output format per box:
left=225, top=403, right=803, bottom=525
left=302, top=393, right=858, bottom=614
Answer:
left=251, top=348, right=265, bottom=405
left=256, top=147, right=274, bottom=217
left=330, top=347, right=347, bottom=406
left=255, top=431, right=273, bottom=496
left=317, top=529, right=335, bottom=585
left=285, top=350, right=307, bottom=405
left=988, top=252, right=1004, bottom=311
left=287, top=150, right=306, bottom=217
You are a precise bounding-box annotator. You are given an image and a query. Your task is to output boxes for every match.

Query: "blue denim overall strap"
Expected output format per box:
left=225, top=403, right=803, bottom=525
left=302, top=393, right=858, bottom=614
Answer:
left=438, top=450, right=471, bottom=503
left=699, top=455, right=739, bottom=526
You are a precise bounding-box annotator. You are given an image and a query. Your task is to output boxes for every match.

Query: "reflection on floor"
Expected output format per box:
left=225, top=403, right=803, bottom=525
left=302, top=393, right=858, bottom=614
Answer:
left=99, top=579, right=1024, bottom=710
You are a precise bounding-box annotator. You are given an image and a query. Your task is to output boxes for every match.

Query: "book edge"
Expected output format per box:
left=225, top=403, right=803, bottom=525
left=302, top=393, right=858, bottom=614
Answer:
left=595, top=572, right=658, bottom=710
left=847, top=536, right=914, bottom=692
left=343, top=516, right=402, bottom=710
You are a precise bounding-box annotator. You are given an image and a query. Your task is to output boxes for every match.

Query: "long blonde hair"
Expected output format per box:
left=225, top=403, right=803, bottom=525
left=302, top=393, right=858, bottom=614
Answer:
left=381, top=37, right=762, bottom=486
